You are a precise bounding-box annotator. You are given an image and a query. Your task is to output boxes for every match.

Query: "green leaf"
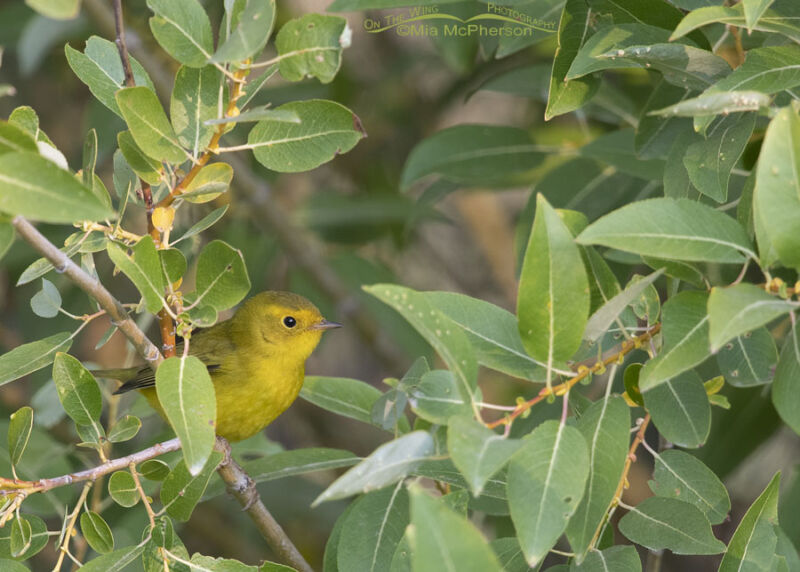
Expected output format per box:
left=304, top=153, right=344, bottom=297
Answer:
left=447, top=416, right=521, bottom=496
left=0, top=121, right=37, bottom=155
left=107, top=415, right=142, bottom=443
left=584, top=269, right=663, bottom=342
left=636, top=81, right=692, bottom=161
left=619, top=497, right=725, bottom=554
left=25, top=0, right=79, bottom=19
left=193, top=239, right=250, bottom=312
left=408, top=486, right=503, bottom=572
left=639, top=291, right=709, bottom=391
left=275, top=14, right=348, bottom=83
left=743, top=0, right=775, bottom=29
left=52, top=352, right=102, bottom=428
left=247, top=99, right=365, bottom=173
left=649, top=449, right=730, bottom=525
left=577, top=198, right=754, bottom=263
left=408, top=370, right=472, bottom=424
left=650, top=91, right=771, bottom=119
left=147, top=0, right=214, bottom=67
left=0, top=514, right=48, bottom=561
left=704, top=45, right=800, bottom=96
left=579, top=129, right=664, bottom=180
left=156, top=356, right=216, bottom=476
left=9, top=516, right=30, bottom=558
left=0, top=151, right=114, bottom=223
left=518, top=194, right=589, bottom=369
left=141, top=459, right=171, bottom=481
left=644, top=371, right=711, bottom=448
left=313, top=431, right=434, bottom=505
left=423, top=291, right=546, bottom=381
left=7, top=406, right=33, bottom=467
left=0, top=331, right=72, bottom=385
left=172, top=205, right=228, bottom=244
left=182, top=163, right=233, bottom=204
left=610, top=43, right=729, bottom=91
left=161, top=451, right=223, bottom=521
left=772, top=322, right=800, bottom=435
left=0, top=222, right=13, bottom=263
left=672, top=4, right=800, bottom=45
left=684, top=113, right=755, bottom=202
left=400, top=125, right=545, bottom=190
left=108, top=471, right=139, bottom=507
left=566, top=397, right=631, bottom=561
left=716, top=327, right=778, bottom=387
left=719, top=473, right=781, bottom=571
left=204, top=107, right=300, bottom=126
left=170, top=65, right=224, bottom=157
left=507, top=420, right=590, bottom=567
left=213, top=0, right=275, bottom=63
left=300, top=376, right=382, bottom=425
left=159, top=248, right=186, bottom=285
left=338, top=484, right=409, bottom=572
left=571, top=545, right=641, bottom=571
left=117, top=131, right=162, bottom=185
left=106, top=237, right=165, bottom=314
left=708, top=284, right=795, bottom=352
left=365, top=285, right=478, bottom=406
left=80, top=511, right=114, bottom=554
left=241, top=447, right=359, bottom=483
left=116, top=87, right=188, bottom=164
left=753, top=104, right=800, bottom=271
left=566, top=24, right=671, bottom=80
left=30, top=278, right=62, bottom=318
left=77, top=545, right=145, bottom=572
left=545, top=0, right=601, bottom=120
left=64, top=37, right=155, bottom=118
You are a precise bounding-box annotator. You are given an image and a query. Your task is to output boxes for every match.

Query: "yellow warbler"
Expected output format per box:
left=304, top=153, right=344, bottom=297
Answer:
left=98, top=291, right=340, bottom=441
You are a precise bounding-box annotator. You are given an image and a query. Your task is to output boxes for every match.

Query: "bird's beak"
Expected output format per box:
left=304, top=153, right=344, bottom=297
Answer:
left=310, top=319, right=342, bottom=331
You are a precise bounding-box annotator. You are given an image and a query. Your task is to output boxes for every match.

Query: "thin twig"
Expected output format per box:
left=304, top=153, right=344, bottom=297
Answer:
left=0, top=438, right=181, bottom=495
left=52, top=482, right=92, bottom=572
left=214, top=437, right=313, bottom=572
left=486, top=324, right=661, bottom=430
left=112, top=0, right=135, bottom=88
left=11, top=216, right=163, bottom=368
left=129, top=462, right=156, bottom=528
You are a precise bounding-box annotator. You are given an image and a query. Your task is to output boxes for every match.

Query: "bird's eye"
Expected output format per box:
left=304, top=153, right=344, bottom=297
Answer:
left=283, top=316, right=297, bottom=328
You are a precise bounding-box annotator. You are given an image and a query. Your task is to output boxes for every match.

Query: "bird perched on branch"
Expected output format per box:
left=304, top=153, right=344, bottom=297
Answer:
left=95, top=291, right=341, bottom=441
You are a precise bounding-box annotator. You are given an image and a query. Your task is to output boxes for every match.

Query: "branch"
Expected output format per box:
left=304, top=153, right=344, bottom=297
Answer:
left=214, top=438, right=313, bottom=572
left=10, top=216, right=163, bottom=368
left=112, top=0, right=135, bottom=88
left=0, top=438, right=181, bottom=494
left=486, top=323, right=662, bottom=429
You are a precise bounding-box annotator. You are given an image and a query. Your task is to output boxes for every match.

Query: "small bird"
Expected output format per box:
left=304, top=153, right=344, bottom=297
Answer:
left=97, top=291, right=341, bottom=441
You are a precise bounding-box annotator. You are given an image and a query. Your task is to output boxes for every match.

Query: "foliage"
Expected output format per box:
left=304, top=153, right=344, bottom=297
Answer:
left=0, top=0, right=798, bottom=570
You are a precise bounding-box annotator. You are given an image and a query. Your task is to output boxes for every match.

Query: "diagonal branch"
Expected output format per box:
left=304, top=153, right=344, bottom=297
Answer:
left=214, top=437, right=313, bottom=572
left=11, top=216, right=163, bottom=368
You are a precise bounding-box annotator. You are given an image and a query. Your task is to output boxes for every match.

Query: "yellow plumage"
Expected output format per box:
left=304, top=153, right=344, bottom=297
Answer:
left=99, top=291, right=340, bottom=442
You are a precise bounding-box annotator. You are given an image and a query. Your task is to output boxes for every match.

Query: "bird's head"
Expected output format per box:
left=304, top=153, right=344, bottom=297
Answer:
left=232, top=291, right=341, bottom=360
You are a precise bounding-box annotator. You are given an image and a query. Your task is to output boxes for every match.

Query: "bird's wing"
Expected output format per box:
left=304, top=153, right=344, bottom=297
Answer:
left=103, top=326, right=231, bottom=394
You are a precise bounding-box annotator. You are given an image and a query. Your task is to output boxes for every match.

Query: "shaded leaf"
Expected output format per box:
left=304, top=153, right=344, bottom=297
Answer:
left=212, top=0, right=275, bottom=63
left=719, top=473, right=781, bottom=571
left=30, top=278, right=61, bottom=318
left=275, top=14, right=348, bottom=83
left=161, top=451, right=224, bottom=521
left=772, top=322, right=800, bottom=435
left=7, top=406, right=33, bottom=467
left=106, top=237, right=165, bottom=314
left=716, top=327, right=778, bottom=387
left=80, top=511, right=114, bottom=554
left=170, top=65, right=224, bottom=157
left=508, top=420, right=589, bottom=567
left=300, top=376, right=382, bottom=426
left=116, top=87, right=188, bottom=164
left=649, top=449, right=730, bottom=525
left=448, top=416, right=521, bottom=496
left=147, top=0, right=214, bottom=67
left=0, top=332, right=72, bottom=385
left=644, top=371, right=711, bottom=448
left=52, top=352, right=102, bottom=427
left=193, top=239, right=250, bottom=313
